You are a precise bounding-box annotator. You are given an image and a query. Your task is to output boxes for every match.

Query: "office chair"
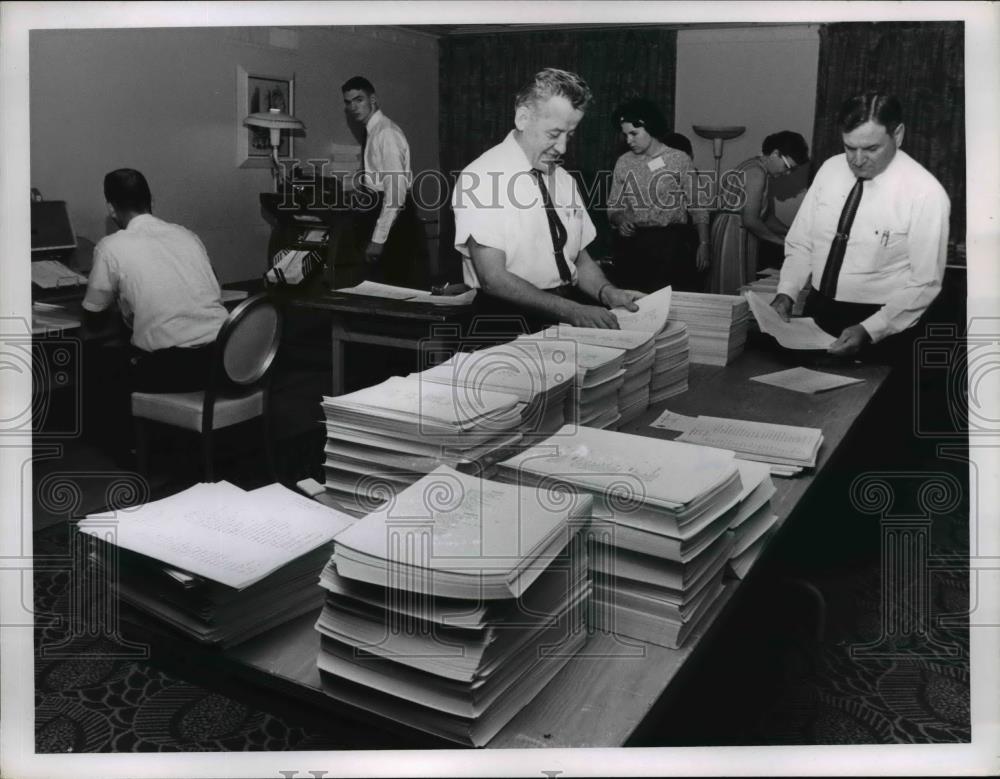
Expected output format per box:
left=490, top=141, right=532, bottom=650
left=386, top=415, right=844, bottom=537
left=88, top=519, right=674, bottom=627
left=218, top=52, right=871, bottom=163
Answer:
left=131, top=293, right=282, bottom=481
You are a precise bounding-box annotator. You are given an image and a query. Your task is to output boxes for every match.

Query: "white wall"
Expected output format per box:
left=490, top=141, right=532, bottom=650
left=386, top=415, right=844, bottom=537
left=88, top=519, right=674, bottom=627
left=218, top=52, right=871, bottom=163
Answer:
left=675, top=25, right=819, bottom=223
left=29, top=26, right=439, bottom=282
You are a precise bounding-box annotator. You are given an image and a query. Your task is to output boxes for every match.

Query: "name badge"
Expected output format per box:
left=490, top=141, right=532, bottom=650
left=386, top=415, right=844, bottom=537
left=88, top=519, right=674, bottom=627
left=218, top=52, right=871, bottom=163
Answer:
left=647, top=156, right=665, bottom=172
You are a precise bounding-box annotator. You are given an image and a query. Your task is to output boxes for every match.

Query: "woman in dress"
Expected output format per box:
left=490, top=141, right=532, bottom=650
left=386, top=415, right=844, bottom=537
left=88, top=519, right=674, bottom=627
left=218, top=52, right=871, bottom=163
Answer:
left=607, top=99, right=710, bottom=293
left=709, top=131, right=809, bottom=294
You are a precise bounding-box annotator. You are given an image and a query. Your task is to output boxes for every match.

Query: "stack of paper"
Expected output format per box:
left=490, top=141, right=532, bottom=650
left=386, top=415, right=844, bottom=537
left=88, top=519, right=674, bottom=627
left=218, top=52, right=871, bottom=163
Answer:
left=314, top=466, right=590, bottom=746
left=740, top=269, right=809, bottom=316
left=496, top=425, right=746, bottom=649
left=675, top=414, right=824, bottom=476
left=321, top=376, right=524, bottom=515
left=520, top=330, right=626, bottom=429
left=725, top=461, right=779, bottom=579
left=416, top=340, right=576, bottom=440
left=648, top=320, right=690, bottom=404
left=669, top=291, right=751, bottom=366
left=76, top=482, right=354, bottom=647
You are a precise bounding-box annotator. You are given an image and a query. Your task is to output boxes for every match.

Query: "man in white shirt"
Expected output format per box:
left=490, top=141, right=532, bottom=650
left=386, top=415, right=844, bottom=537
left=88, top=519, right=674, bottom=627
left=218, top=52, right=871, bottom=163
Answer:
left=341, top=76, right=425, bottom=287
left=83, top=168, right=228, bottom=392
left=771, top=92, right=950, bottom=360
left=452, top=68, right=641, bottom=331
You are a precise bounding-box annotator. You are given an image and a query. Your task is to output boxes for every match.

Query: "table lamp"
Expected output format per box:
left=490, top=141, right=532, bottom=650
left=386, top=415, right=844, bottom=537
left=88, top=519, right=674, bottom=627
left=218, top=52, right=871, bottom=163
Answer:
left=693, top=124, right=746, bottom=207
left=244, top=108, right=305, bottom=190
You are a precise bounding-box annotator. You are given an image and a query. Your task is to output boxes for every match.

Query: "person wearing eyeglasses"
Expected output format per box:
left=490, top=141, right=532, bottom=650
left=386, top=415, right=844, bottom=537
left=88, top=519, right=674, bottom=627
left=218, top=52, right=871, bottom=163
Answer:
left=709, top=131, right=810, bottom=294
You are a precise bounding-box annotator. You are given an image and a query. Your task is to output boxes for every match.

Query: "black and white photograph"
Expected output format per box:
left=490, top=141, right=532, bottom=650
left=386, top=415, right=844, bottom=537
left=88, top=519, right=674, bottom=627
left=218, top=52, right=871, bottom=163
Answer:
left=1, top=1, right=997, bottom=777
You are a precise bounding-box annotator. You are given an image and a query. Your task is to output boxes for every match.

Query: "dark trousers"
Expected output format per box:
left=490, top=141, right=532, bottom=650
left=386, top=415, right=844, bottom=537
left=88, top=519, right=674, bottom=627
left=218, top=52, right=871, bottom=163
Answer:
left=804, top=287, right=916, bottom=368
left=469, top=285, right=594, bottom=341
left=350, top=191, right=428, bottom=289
left=128, top=344, right=217, bottom=393
left=613, top=223, right=700, bottom=293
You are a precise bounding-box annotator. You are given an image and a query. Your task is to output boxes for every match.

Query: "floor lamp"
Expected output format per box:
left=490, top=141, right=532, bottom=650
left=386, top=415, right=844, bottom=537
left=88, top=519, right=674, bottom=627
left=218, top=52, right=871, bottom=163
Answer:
left=693, top=125, right=746, bottom=207
left=244, top=108, right=305, bottom=191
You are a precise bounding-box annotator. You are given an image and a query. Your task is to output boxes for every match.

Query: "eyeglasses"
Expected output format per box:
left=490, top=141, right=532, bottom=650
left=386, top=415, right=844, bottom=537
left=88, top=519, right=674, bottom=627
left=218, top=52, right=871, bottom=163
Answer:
left=779, top=155, right=795, bottom=172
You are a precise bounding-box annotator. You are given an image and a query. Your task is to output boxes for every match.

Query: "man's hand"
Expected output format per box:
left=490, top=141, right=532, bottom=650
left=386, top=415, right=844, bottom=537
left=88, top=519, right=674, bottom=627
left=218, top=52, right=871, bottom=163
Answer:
left=612, top=214, right=636, bottom=238
left=603, top=287, right=643, bottom=311
left=828, top=324, right=871, bottom=357
left=567, top=304, right=621, bottom=329
left=364, top=241, right=384, bottom=264
left=695, top=242, right=710, bottom=272
left=770, top=293, right=794, bottom=322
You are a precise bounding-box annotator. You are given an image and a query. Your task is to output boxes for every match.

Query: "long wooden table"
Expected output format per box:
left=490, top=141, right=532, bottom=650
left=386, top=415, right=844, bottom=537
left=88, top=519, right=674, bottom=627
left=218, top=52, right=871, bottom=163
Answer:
left=117, top=345, right=890, bottom=749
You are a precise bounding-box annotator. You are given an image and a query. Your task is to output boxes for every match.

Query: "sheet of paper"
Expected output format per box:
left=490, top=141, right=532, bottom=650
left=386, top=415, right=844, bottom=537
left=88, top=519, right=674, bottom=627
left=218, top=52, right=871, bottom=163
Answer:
left=220, top=289, right=249, bottom=303
left=679, top=415, right=822, bottom=464
left=407, top=289, right=478, bottom=306
left=612, top=286, right=672, bottom=334
left=745, top=291, right=836, bottom=350
left=31, top=259, right=87, bottom=288
left=648, top=408, right=698, bottom=433
left=336, top=280, right=426, bottom=299
left=750, top=366, right=865, bottom=394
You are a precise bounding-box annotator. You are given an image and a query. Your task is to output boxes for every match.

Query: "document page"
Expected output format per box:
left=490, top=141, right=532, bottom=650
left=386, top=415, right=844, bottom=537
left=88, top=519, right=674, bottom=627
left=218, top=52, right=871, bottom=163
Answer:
left=337, top=280, right=424, bottom=299
left=745, top=290, right=835, bottom=350
left=678, top=415, right=822, bottom=464
left=31, top=259, right=87, bottom=288
left=612, top=285, right=672, bottom=334
left=750, top=366, right=864, bottom=394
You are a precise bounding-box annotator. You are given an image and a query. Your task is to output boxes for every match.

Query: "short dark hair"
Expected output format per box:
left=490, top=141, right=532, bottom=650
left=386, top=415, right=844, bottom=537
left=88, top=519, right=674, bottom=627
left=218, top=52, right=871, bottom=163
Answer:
left=515, top=68, right=593, bottom=112
left=612, top=98, right=669, bottom=143
left=341, top=76, right=375, bottom=95
left=664, top=132, right=693, bottom=158
left=103, top=168, right=152, bottom=214
left=762, top=130, right=810, bottom=165
left=837, top=92, right=903, bottom=134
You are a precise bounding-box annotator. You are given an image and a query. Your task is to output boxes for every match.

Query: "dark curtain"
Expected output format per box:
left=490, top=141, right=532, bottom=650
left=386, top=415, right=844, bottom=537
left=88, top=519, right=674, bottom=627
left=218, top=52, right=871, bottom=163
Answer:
left=438, top=28, right=677, bottom=269
left=813, top=22, right=965, bottom=257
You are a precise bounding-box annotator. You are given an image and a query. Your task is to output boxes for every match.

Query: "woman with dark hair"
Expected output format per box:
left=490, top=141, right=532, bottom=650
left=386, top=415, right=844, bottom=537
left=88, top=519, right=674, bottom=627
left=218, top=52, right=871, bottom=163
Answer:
left=607, top=99, right=710, bottom=293
left=709, top=130, right=809, bottom=293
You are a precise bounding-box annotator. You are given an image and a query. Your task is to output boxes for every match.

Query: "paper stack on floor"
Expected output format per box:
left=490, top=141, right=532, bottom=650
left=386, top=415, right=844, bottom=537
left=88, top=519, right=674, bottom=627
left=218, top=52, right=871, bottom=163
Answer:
left=496, top=425, right=748, bottom=649
left=669, top=291, right=751, bottom=366
left=321, top=376, right=524, bottom=515
left=76, top=482, right=355, bottom=647
left=314, top=466, right=590, bottom=746
left=416, top=340, right=577, bottom=441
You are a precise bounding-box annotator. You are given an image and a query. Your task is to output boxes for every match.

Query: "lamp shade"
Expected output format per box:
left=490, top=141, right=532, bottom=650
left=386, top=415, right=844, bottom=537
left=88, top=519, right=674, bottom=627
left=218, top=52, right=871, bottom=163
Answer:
left=692, top=125, right=745, bottom=141
left=244, top=108, right=305, bottom=131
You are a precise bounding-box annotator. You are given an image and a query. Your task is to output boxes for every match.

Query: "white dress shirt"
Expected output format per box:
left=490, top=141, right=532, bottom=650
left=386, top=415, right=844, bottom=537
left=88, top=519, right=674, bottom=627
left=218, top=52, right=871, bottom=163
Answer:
left=361, top=109, right=412, bottom=245
left=83, top=214, right=228, bottom=352
left=452, top=131, right=597, bottom=290
left=778, top=150, right=950, bottom=342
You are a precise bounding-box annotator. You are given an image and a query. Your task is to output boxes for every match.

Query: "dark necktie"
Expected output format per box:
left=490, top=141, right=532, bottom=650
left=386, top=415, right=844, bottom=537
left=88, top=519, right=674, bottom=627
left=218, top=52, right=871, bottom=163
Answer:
left=531, top=169, right=573, bottom=285
left=819, top=177, right=864, bottom=299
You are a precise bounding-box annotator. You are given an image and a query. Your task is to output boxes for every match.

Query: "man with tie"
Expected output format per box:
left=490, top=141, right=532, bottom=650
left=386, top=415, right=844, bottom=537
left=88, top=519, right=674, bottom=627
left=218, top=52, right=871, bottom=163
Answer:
left=342, top=76, right=425, bottom=286
left=452, top=68, right=641, bottom=330
left=770, top=92, right=950, bottom=359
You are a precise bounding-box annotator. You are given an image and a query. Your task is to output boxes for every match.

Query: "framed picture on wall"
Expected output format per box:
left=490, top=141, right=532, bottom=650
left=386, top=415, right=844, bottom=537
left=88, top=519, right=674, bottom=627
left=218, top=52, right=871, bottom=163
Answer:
left=236, top=65, right=295, bottom=168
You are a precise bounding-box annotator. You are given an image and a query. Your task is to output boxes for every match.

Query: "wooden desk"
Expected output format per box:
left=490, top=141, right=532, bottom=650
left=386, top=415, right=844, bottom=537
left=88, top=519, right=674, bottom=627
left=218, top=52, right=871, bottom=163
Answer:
left=116, top=347, right=890, bottom=748
left=292, top=292, right=477, bottom=395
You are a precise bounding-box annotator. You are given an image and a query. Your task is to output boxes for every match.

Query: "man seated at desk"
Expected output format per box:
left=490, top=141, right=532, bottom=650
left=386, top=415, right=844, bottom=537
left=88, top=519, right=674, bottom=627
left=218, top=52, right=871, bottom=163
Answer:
left=770, top=92, right=950, bottom=362
left=452, top=67, right=641, bottom=331
left=82, top=168, right=228, bottom=392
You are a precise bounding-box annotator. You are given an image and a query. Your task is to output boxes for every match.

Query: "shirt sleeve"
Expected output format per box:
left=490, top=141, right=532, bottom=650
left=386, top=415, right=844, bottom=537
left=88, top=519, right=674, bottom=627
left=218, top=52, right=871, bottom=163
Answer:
left=369, top=126, right=411, bottom=245
left=777, top=169, right=821, bottom=300
left=452, top=167, right=508, bottom=257
left=81, top=242, right=116, bottom=312
left=859, top=185, right=950, bottom=342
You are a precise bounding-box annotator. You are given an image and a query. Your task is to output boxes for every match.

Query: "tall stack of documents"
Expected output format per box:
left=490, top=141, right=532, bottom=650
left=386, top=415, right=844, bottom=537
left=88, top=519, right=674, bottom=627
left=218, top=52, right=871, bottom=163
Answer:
left=76, top=482, right=354, bottom=647
left=321, top=376, right=524, bottom=515
left=314, top=466, right=590, bottom=746
left=648, top=320, right=690, bottom=404
left=725, top=461, right=779, bottom=579
left=497, top=426, right=748, bottom=649
left=517, top=332, right=626, bottom=429
left=669, top=291, right=751, bottom=366
left=416, top=340, right=576, bottom=440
